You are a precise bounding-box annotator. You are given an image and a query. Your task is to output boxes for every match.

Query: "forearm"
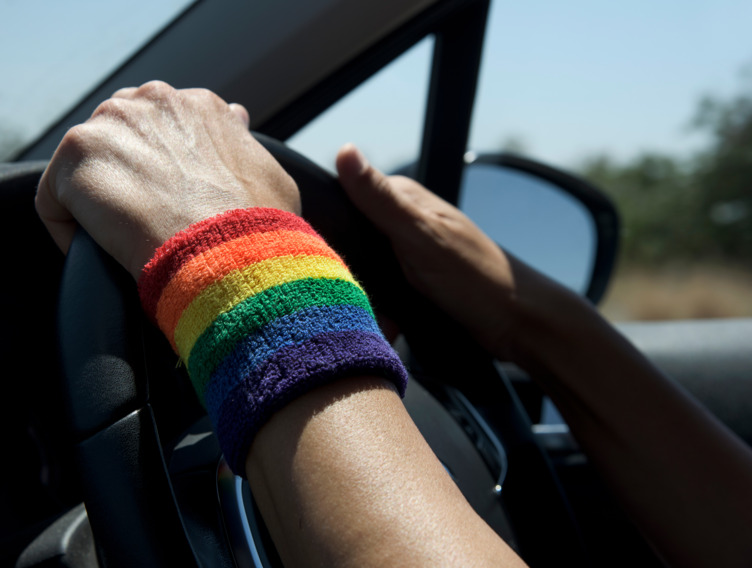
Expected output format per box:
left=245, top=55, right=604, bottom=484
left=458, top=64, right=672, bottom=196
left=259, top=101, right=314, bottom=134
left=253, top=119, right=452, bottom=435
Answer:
left=40, top=91, right=526, bottom=568
left=246, top=376, right=524, bottom=568
left=332, top=149, right=752, bottom=565
left=141, top=206, right=524, bottom=567
left=506, top=262, right=752, bottom=566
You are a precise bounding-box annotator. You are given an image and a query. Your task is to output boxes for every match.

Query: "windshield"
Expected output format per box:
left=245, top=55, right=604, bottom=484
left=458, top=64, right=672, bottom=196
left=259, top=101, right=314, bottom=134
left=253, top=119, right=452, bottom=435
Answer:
left=0, top=0, right=195, bottom=161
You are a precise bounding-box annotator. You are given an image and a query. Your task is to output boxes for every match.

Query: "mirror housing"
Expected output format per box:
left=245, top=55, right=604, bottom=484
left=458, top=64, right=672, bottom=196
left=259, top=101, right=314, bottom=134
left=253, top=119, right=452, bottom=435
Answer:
left=394, top=153, right=619, bottom=304
left=461, top=152, right=619, bottom=304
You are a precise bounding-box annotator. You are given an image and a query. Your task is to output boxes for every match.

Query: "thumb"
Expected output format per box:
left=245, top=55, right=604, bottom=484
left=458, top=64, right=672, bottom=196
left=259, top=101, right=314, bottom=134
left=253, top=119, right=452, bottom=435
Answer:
left=336, top=143, right=411, bottom=234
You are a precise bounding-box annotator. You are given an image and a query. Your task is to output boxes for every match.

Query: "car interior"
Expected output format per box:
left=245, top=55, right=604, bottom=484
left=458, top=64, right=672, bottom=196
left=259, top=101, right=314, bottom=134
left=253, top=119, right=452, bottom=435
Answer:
left=2, top=0, right=751, bottom=566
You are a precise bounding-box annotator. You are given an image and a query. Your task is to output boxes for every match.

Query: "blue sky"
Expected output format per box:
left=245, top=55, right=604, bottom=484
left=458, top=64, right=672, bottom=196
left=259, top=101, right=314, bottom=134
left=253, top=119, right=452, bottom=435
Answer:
left=2, top=0, right=751, bottom=169
left=474, top=0, right=752, bottom=166
left=285, top=0, right=752, bottom=292
left=2, top=0, right=749, bottom=291
left=289, top=0, right=752, bottom=172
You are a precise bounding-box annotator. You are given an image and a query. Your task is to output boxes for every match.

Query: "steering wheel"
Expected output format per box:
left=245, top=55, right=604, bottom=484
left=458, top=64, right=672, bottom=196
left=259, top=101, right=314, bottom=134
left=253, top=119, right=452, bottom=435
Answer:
left=56, top=134, right=586, bottom=567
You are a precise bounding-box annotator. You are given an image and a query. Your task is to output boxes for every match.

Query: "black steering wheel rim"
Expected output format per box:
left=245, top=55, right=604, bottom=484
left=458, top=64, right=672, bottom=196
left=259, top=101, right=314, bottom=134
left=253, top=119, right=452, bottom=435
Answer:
left=56, top=134, right=586, bottom=567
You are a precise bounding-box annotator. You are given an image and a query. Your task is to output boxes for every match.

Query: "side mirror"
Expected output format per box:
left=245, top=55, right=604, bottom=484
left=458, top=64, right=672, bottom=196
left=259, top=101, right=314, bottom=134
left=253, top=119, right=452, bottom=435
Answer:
left=459, top=153, right=619, bottom=304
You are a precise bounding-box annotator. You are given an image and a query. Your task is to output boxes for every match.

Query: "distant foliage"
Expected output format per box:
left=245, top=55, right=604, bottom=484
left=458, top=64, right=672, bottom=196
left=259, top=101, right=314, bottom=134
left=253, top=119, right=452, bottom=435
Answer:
left=579, top=70, right=752, bottom=268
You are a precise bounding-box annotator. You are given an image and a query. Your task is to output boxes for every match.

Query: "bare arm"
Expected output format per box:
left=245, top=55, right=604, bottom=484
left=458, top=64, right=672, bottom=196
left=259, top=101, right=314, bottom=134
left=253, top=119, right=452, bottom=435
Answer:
left=336, top=143, right=752, bottom=567
left=246, top=376, right=523, bottom=568
left=36, top=83, right=525, bottom=568
left=510, top=276, right=752, bottom=567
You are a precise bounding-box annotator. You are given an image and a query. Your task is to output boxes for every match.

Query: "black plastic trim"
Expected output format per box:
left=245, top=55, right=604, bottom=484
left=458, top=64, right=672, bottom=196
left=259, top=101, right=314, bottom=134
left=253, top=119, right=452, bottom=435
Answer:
left=416, top=0, right=490, bottom=203
left=259, top=0, right=485, bottom=141
left=15, top=504, right=96, bottom=568
left=77, top=408, right=199, bottom=568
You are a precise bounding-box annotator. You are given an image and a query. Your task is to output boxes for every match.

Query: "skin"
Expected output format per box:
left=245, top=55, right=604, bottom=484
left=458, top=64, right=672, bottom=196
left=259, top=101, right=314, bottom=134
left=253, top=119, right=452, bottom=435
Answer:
left=37, top=82, right=752, bottom=567
left=37, top=82, right=300, bottom=279
left=246, top=377, right=521, bottom=568
left=36, top=82, right=522, bottom=567
left=335, top=145, right=752, bottom=567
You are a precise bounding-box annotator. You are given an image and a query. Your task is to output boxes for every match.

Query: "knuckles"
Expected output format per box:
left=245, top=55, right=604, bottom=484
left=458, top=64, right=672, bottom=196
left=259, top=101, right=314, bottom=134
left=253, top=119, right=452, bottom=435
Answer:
left=135, top=79, right=177, bottom=100
left=116, top=81, right=230, bottom=116
left=91, top=97, right=133, bottom=122
left=187, top=87, right=219, bottom=101
left=110, top=86, right=137, bottom=99
left=51, top=82, right=301, bottom=215
left=133, top=81, right=224, bottom=108
left=57, top=123, right=98, bottom=161
left=92, top=81, right=180, bottom=125
left=183, top=86, right=230, bottom=111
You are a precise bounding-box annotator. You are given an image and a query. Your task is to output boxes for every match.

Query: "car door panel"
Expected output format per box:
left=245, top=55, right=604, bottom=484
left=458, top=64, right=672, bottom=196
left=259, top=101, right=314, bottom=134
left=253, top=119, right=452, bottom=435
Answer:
left=618, top=318, right=752, bottom=446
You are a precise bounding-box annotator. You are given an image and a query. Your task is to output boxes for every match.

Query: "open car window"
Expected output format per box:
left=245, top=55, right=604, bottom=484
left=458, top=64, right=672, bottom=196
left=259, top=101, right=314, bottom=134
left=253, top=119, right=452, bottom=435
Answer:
left=287, top=37, right=434, bottom=173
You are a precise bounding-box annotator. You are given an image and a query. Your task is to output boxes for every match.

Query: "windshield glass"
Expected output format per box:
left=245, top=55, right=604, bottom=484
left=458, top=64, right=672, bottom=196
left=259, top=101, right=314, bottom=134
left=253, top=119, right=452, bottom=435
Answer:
left=0, top=0, right=195, bottom=161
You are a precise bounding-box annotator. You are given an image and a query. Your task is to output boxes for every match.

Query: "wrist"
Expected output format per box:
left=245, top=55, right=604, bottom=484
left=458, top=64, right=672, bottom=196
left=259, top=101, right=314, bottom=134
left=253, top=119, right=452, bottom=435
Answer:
left=497, top=257, right=601, bottom=372
left=138, top=207, right=408, bottom=473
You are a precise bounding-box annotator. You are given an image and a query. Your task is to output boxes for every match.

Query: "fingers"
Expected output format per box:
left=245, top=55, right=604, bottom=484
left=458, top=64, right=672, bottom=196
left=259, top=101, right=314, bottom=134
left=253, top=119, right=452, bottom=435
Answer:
left=35, top=165, right=77, bottom=254
left=229, top=103, right=250, bottom=128
left=335, top=143, right=369, bottom=179
left=336, top=144, right=414, bottom=233
left=111, top=84, right=250, bottom=128
left=39, top=80, right=286, bottom=267
left=111, top=86, right=137, bottom=99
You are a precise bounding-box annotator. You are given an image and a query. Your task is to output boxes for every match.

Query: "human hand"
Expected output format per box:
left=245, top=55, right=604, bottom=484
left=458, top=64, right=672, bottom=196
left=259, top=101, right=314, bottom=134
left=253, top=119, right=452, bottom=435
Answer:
left=336, top=143, right=531, bottom=360
left=36, top=81, right=300, bottom=279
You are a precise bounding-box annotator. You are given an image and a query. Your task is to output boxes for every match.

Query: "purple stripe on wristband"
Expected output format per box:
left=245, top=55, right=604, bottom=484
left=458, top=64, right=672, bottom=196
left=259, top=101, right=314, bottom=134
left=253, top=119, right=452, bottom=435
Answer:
left=203, top=304, right=384, bottom=407
left=213, top=330, right=408, bottom=473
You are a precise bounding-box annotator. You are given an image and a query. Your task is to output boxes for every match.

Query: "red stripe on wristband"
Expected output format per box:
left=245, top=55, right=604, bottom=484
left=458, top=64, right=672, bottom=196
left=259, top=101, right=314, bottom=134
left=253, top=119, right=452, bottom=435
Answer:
left=139, top=208, right=318, bottom=320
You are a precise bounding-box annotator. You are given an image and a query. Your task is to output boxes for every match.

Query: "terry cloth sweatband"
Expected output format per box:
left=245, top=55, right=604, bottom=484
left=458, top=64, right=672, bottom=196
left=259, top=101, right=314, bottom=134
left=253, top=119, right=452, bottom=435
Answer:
left=138, top=207, right=408, bottom=474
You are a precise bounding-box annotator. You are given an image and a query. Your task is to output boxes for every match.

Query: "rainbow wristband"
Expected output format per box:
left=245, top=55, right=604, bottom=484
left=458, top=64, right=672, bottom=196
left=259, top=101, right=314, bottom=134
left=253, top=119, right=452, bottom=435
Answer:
left=138, top=208, right=407, bottom=474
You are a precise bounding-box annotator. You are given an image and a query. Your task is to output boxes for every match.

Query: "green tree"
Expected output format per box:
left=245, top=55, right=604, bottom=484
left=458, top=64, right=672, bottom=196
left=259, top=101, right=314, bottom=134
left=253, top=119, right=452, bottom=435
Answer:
left=579, top=66, right=752, bottom=269
left=579, top=151, right=701, bottom=266
left=691, top=70, right=752, bottom=260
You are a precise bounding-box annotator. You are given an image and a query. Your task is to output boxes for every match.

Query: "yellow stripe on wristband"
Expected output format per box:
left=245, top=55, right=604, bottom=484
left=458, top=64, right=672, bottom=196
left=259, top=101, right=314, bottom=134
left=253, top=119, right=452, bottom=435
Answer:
left=172, top=254, right=362, bottom=357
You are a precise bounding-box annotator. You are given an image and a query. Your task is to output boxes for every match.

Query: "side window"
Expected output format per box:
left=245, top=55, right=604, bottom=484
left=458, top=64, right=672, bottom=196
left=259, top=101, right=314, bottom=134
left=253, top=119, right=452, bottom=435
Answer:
left=0, top=0, right=196, bottom=161
left=287, top=37, right=434, bottom=173
left=466, top=1, right=752, bottom=321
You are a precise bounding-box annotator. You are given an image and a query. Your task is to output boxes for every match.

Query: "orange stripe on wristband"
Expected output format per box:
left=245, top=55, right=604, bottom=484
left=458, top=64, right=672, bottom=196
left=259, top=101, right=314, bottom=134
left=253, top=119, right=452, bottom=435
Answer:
left=171, top=254, right=360, bottom=355
left=155, top=229, right=344, bottom=341
left=139, top=209, right=320, bottom=320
